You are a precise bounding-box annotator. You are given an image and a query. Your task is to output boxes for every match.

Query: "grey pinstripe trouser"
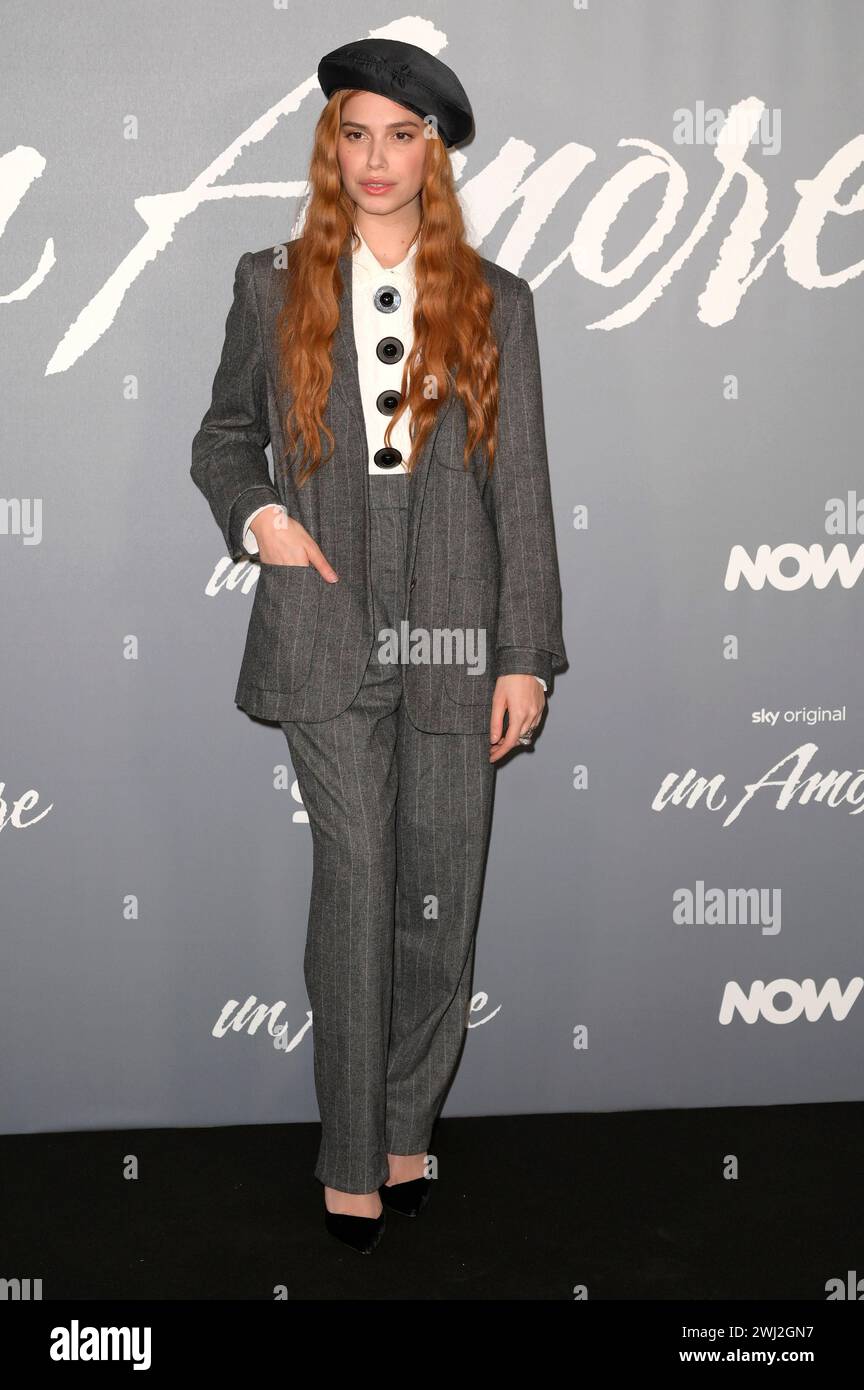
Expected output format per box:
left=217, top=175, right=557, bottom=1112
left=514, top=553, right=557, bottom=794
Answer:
left=281, top=472, right=496, bottom=1193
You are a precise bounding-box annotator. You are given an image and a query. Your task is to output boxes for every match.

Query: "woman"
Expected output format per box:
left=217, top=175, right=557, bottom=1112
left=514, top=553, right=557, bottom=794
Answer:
left=191, top=37, right=567, bottom=1254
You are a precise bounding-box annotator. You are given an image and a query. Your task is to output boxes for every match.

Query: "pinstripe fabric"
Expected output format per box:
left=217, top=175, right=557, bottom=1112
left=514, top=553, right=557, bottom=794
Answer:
left=281, top=474, right=495, bottom=1192
left=190, top=239, right=568, bottom=732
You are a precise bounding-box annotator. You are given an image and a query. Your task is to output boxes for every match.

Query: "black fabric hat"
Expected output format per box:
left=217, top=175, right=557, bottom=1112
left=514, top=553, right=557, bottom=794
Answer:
left=318, top=37, right=474, bottom=148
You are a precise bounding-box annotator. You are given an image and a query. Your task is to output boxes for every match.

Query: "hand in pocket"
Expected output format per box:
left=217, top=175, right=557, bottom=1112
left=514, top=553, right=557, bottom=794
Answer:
left=251, top=508, right=338, bottom=581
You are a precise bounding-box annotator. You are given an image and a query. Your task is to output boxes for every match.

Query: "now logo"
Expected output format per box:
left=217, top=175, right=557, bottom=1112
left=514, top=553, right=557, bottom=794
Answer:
left=719, top=976, right=863, bottom=1024
left=724, top=542, right=864, bottom=591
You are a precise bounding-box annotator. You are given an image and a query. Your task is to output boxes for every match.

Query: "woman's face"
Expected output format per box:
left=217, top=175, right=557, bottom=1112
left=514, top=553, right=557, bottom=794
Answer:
left=337, top=89, right=427, bottom=219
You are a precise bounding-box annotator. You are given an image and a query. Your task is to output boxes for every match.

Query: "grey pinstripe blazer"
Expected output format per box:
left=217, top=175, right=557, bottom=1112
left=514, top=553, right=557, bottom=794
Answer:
left=190, top=240, right=567, bottom=733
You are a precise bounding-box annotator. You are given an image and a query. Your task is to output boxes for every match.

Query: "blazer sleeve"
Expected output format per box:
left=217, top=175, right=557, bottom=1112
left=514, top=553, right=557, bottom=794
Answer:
left=190, top=251, right=283, bottom=562
left=490, top=275, right=567, bottom=686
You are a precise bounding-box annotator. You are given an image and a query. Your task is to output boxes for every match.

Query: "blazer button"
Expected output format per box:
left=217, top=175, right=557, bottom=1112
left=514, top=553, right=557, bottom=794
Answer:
left=409, top=574, right=417, bottom=590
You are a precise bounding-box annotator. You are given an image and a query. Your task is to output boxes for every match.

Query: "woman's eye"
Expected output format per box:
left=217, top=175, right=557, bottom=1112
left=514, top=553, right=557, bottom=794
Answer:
left=343, top=130, right=414, bottom=142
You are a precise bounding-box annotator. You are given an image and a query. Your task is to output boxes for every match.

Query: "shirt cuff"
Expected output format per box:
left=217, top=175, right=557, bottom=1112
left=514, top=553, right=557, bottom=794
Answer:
left=242, top=503, right=288, bottom=555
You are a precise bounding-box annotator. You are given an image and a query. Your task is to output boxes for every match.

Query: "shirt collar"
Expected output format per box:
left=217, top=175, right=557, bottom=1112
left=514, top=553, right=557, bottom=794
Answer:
left=352, top=226, right=418, bottom=279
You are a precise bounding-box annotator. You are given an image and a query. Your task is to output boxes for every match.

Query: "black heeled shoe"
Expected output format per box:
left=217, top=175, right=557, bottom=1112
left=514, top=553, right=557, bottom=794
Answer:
left=378, top=1175, right=432, bottom=1218
left=324, top=1203, right=387, bottom=1254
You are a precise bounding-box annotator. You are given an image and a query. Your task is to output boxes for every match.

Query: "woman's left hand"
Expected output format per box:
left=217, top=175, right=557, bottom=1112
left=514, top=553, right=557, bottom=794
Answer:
left=489, top=675, right=546, bottom=763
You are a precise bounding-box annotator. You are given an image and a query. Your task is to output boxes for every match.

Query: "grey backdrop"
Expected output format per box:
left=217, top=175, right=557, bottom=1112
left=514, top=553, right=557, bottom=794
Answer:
left=3, top=0, right=863, bottom=1136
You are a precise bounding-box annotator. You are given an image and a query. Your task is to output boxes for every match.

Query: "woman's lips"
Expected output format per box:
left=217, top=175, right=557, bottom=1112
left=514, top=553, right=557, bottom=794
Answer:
left=360, top=181, right=395, bottom=194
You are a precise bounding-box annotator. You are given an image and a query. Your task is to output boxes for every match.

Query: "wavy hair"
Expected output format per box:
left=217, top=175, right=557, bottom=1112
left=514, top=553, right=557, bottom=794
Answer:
left=275, top=88, right=500, bottom=485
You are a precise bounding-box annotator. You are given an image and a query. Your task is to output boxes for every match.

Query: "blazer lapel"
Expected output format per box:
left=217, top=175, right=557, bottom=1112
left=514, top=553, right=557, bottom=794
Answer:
left=402, top=379, right=455, bottom=606
left=331, top=248, right=365, bottom=432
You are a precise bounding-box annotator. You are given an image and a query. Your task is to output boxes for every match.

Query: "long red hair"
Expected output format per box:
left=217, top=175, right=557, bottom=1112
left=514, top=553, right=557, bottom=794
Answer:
left=275, top=89, right=500, bottom=485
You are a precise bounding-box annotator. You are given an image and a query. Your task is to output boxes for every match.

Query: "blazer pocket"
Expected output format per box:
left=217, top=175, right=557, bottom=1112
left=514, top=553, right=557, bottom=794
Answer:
left=442, top=574, right=498, bottom=705
left=434, top=451, right=473, bottom=474
left=237, top=562, right=319, bottom=693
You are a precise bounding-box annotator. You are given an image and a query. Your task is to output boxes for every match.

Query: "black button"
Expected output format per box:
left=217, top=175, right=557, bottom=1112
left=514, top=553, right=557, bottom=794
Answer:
left=373, top=447, right=403, bottom=469
left=376, top=336, right=404, bottom=364
left=376, top=390, right=401, bottom=415
left=409, top=574, right=417, bottom=590
left=373, top=285, right=401, bottom=313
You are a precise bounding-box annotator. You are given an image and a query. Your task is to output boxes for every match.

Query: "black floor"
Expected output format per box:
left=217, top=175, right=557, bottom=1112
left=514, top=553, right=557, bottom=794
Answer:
left=2, top=1103, right=861, bottom=1300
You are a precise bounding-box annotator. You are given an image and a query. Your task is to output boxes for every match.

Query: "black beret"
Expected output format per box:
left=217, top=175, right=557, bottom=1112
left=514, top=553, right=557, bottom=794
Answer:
left=318, top=37, right=474, bottom=149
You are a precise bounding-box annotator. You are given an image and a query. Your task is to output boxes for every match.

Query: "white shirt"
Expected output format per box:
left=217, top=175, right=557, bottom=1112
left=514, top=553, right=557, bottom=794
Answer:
left=241, top=229, right=546, bottom=691
left=352, top=225, right=417, bottom=473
